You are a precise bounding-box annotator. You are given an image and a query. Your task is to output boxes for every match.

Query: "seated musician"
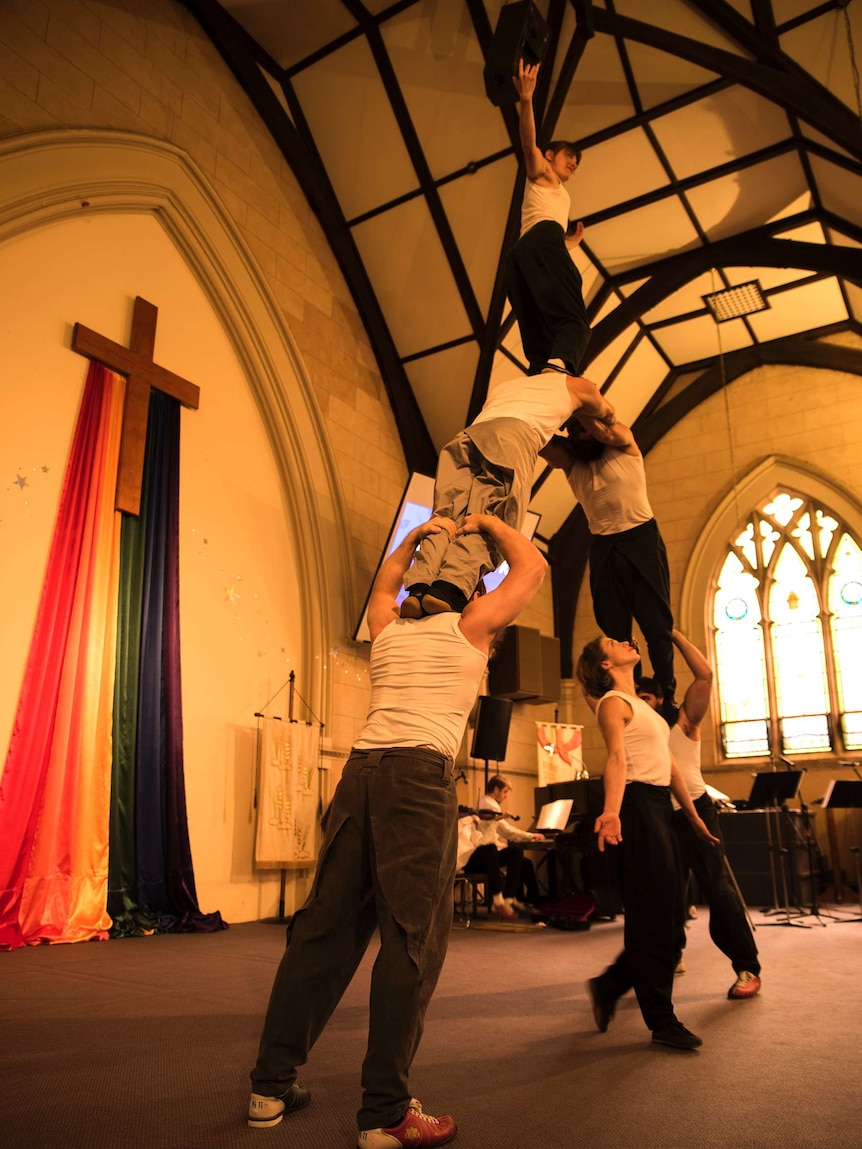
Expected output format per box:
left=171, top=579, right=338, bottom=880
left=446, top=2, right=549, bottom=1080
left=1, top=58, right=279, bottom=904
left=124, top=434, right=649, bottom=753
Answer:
left=474, top=774, right=547, bottom=912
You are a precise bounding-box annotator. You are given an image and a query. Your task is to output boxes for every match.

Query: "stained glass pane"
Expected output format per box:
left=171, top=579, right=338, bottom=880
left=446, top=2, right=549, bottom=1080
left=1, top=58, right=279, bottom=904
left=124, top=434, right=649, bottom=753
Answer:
left=778, top=714, right=831, bottom=754
left=791, top=511, right=814, bottom=560
left=816, top=509, right=838, bottom=558
left=759, top=517, right=779, bottom=566
left=715, top=488, right=858, bottom=760
left=764, top=492, right=802, bottom=526
left=736, top=521, right=756, bottom=568
left=714, top=552, right=762, bottom=628
left=769, top=544, right=820, bottom=624
left=829, top=534, right=862, bottom=715
left=720, top=719, right=770, bottom=758
left=841, top=712, right=862, bottom=752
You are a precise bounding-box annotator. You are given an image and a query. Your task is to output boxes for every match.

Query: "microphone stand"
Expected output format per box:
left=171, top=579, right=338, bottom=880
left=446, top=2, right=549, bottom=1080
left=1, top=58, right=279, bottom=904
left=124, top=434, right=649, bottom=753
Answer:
left=760, top=757, right=809, bottom=929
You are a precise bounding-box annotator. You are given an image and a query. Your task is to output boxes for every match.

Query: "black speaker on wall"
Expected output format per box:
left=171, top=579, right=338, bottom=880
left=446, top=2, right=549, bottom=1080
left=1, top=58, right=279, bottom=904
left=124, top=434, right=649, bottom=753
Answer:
left=471, top=696, right=513, bottom=761
left=483, top=1, right=551, bottom=107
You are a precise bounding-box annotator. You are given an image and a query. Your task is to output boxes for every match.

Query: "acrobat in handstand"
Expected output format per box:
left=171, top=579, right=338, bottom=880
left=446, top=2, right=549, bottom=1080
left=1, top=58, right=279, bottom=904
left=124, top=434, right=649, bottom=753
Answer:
left=505, top=60, right=590, bottom=376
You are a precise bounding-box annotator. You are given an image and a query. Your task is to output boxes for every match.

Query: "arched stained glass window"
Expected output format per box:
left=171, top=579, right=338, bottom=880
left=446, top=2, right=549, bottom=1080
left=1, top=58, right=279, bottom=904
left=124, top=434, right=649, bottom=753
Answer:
left=714, top=489, right=862, bottom=759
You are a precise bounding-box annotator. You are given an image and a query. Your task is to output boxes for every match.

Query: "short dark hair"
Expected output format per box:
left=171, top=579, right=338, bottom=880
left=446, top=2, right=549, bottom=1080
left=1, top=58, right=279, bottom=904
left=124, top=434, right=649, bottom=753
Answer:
left=545, top=140, right=582, bottom=165
left=486, top=774, right=508, bottom=794
left=636, top=677, right=663, bottom=698
left=575, top=636, right=612, bottom=699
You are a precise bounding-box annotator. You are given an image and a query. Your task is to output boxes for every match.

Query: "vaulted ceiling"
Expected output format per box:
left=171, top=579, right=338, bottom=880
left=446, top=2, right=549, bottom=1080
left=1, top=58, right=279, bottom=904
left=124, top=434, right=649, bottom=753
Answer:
left=183, top=0, right=862, bottom=661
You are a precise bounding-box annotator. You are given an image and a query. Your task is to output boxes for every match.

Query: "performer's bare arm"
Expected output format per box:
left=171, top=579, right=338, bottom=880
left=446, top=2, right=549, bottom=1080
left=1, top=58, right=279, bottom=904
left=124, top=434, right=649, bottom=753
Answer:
left=672, top=629, right=714, bottom=738
left=671, top=756, right=720, bottom=845
left=572, top=415, right=639, bottom=456
left=512, top=60, right=551, bottom=183
left=595, top=695, right=631, bottom=851
left=367, top=517, right=456, bottom=642
left=567, top=376, right=615, bottom=425
left=457, top=513, right=547, bottom=654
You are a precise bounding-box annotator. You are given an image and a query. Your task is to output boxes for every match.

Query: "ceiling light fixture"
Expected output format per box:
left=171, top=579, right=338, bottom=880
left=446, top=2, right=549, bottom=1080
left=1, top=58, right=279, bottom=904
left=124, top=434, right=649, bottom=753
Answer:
left=703, top=280, right=769, bottom=323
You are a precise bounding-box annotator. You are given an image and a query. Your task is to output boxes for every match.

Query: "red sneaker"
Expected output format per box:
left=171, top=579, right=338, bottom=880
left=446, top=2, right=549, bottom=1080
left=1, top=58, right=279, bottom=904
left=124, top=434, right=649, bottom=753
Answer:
left=491, top=902, right=518, bottom=920
left=728, top=971, right=761, bottom=999
left=358, top=1100, right=456, bottom=1148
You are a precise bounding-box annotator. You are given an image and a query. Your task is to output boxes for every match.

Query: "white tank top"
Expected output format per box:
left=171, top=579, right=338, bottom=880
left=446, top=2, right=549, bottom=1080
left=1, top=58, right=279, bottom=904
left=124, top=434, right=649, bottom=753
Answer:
left=471, top=372, right=573, bottom=451
left=595, top=690, right=671, bottom=786
left=354, top=613, right=488, bottom=760
left=669, top=722, right=705, bottom=809
left=566, top=450, right=653, bottom=534
left=520, top=179, right=570, bottom=236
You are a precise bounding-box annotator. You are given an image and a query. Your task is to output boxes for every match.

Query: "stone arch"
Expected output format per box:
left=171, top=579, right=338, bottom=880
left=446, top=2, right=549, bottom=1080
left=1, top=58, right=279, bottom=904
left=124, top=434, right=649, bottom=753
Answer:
left=0, top=127, right=352, bottom=718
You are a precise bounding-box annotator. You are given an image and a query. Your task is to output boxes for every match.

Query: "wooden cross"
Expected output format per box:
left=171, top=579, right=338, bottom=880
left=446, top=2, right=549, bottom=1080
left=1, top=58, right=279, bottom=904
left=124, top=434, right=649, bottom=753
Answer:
left=72, top=297, right=201, bottom=516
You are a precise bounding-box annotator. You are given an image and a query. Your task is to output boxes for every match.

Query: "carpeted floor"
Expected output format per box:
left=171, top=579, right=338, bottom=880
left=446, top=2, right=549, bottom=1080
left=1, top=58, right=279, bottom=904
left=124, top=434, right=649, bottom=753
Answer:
left=1, top=901, right=859, bottom=1148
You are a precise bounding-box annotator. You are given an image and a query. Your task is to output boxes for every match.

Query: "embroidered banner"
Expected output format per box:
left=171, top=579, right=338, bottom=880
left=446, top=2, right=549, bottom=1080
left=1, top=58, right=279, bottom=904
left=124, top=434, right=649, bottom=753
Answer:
left=255, top=719, right=320, bottom=868
left=535, top=723, right=585, bottom=788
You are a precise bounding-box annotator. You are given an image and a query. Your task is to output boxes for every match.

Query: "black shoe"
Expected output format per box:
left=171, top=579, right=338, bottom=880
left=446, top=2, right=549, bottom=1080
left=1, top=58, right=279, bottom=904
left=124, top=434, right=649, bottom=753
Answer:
left=586, top=977, right=616, bottom=1033
left=400, top=583, right=430, bottom=619
left=423, top=580, right=468, bottom=614
left=651, top=1022, right=703, bottom=1050
left=248, top=1083, right=311, bottom=1128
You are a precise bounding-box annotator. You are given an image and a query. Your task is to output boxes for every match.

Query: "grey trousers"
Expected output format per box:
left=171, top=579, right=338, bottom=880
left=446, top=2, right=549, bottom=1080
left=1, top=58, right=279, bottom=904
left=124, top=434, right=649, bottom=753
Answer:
left=251, top=747, right=457, bottom=1131
left=404, top=428, right=527, bottom=600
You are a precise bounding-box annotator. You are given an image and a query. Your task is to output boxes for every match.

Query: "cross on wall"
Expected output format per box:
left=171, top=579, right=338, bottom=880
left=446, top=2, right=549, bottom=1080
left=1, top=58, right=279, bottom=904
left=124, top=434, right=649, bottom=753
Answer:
left=72, top=296, right=201, bottom=516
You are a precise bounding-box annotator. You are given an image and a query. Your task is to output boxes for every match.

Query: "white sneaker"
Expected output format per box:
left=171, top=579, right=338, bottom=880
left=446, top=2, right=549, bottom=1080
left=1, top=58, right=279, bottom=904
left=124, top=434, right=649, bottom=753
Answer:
left=248, top=1083, right=310, bottom=1128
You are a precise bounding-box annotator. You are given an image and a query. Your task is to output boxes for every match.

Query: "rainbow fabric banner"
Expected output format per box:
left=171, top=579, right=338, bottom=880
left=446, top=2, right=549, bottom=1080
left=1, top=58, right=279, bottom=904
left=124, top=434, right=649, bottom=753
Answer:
left=0, top=362, right=222, bottom=950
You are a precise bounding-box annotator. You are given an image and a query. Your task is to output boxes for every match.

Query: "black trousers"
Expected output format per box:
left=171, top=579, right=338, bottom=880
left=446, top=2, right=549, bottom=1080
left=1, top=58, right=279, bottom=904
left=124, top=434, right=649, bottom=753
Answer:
left=674, top=794, right=760, bottom=976
left=504, top=220, right=591, bottom=375
left=589, top=519, right=675, bottom=695
left=595, top=782, right=683, bottom=1032
left=463, top=844, right=540, bottom=903
left=251, top=747, right=456, bottom=1131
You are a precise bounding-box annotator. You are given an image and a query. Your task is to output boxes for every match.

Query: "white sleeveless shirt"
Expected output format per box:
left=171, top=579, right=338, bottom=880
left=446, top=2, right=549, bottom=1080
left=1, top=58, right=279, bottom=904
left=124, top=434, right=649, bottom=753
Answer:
left=566, top=450, right=653, bottom=534
left=595, top=690, right=671, bottom=786
left=520, top=179, right=570, bottom=236
left=354, top=613, right=487, bottom=760
left=669, top=722, right=705, bottom=809
left=471, top=372, right=573, bottom=452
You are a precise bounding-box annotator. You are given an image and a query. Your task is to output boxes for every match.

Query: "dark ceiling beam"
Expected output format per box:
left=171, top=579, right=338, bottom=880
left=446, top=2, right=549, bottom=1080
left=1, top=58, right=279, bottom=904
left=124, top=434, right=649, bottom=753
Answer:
left=180, top=0, right=437, bottom=474
left=583, top=235, right=862, bottom=368
left=588, top=7, right=862, bottom=160
left=549, top=320, right=862, bottom=674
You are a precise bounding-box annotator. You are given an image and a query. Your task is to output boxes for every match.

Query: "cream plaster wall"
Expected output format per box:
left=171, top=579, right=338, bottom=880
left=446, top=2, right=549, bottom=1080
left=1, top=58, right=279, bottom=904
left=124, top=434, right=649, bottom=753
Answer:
left=0, top=210, right=308, bottom=922
left=0, top=0, right=411, bottom=922
left=0, top=0, right=560, bottom=920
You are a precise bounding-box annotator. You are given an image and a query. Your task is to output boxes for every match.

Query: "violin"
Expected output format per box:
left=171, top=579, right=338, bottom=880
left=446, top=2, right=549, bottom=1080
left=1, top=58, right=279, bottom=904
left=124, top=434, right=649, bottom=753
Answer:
left=457, top=804, right=520, bottom=822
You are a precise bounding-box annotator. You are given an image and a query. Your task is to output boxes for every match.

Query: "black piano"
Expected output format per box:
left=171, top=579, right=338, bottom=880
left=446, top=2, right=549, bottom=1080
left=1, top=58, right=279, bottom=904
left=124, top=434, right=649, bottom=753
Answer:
left=527, top=778, right=621, bottom=918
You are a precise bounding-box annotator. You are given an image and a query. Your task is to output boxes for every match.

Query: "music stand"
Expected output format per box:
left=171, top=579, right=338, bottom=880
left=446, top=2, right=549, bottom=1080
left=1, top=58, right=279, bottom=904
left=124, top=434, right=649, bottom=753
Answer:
left=823, top=780, right=862, bottom=923
left=747, top=770, right=809, bottom=928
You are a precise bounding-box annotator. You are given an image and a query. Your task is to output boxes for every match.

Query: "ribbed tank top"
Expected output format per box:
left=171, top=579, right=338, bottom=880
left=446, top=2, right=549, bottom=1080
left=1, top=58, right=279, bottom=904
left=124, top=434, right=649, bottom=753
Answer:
left=669, top=723, right=705, bottom=809
left=595, top=690, right=671, bottom=786
left=520, top=179, right=570, bottom=236
left=354, top=613, right=488, bottom=760
left=567, top=450, right=653, bottom=535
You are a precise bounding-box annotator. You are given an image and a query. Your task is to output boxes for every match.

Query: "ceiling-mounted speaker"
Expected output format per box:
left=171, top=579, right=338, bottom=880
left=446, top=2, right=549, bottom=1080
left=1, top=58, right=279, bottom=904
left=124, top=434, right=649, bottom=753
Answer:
left=483, top=1, right=551, bottom=107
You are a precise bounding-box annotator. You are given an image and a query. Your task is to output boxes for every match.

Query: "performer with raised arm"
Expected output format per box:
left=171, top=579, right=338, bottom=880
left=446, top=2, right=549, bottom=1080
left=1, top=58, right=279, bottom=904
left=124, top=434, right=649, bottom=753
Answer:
left=541, top=416, right=676, bottom=714
left=636, top=630, right=762, bottom=1001
left=505, top=60, right=590, bottom=376
left=575, top=634, right=719, bottom=1052
left=248, top=512, right=547, bottom=1149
